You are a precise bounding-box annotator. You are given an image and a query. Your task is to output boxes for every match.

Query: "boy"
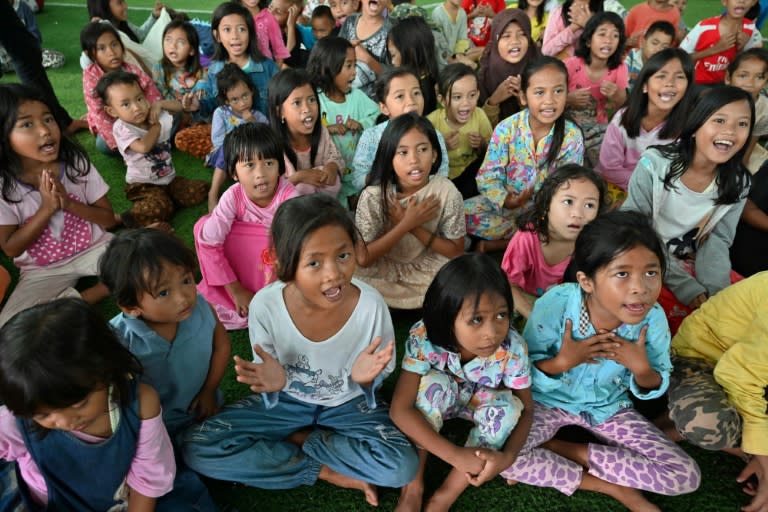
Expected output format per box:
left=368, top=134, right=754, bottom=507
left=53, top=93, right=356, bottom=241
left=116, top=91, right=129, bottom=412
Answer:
left=432, top=0, right=482, bottom=68
left=625, top=20, right=676, bottom=89
left=97, top=70, right=207, bottom=228
left=311, top=5, right=339, bottom=41
left=680, top=0, right=763, bottom=85
left=725, top=48, right=768, bottom=173
left=625, top=0, right=682, bottom=48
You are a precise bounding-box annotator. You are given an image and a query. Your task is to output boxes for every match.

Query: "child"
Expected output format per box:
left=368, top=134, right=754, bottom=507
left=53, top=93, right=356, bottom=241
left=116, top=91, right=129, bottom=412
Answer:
left=80, top=22, right=165, bottom=155
left=202, top=2, right=279, bottom=118
left=622, top=86, right=754, bottom=333
left=599, top=48, right=693, bottom=196
left=271, top=0, right=311, bottom=68
left=0, top=84, right=117, bottom=327
left=312, top=5, right=340, bottom=40
left=431, top=0, right=476, bottom=67
left=500, top=210, right=701, bottom=508
left=100, top=229, right=230, bottom=438
left=542, top=0, right=604, bottom=60
left=351, top=68, right=451, bottom=195
left=196, top=123, right=298, bottom=329
left=387, top=17, right=440, bottom=114
left=726, top=48, right=768, bottom=173
left=565, top=11, right=628, bottom=167
left=390, top=253, right=533, bottom=510
left=338, top=0, right=391, bottom=100
left=501, top=164, right=607, bottom=318
left=680, top=0, right=762, bottom=85
left=0, top=299, right=210, bottom=510
left=307, top=37, right=379, bottom=206
left=237, top=0, right=291, bottom=67
left=427, top=63, right=493, bottom=199
left=624, top=20, right=676, bottom=90
left=510, top=0, right=548, bottom=44
left=478, top=9, right=541, bottom=126
left=465, top=57, right=585, bottom=252
left=329, top=0, right=359, bottom=26
left=0, top=0, right=63, bottom=74
left=267, top=69, right=344, bottom=197
left=624, top=0, right=681, bottom=49
left=208, top=63, right=269, bottom=211
left=97, top=71, right=208, bottom=228
left=462, top=0, right=505, bottom=48
left=355, top=113, right=465, bottom=309
left=731, top=161, right=768, bottom=276
left=181, top=194, right=419, bottom=505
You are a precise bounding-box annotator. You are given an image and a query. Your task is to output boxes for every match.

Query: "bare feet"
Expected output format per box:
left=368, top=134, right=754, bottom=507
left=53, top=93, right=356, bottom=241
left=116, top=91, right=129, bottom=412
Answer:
left=318, top=465, right=378, bottom=507
left=394, top=481, right=423, bottom=512
left=424, top=469, right=468, bottom=512
left=80, top=282, right=110, bottom=304
left=581, top=474, right=660, bottom=512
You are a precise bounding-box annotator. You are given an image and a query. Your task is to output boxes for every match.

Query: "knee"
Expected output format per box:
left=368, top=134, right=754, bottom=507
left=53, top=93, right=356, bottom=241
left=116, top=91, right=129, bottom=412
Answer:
left=665, top=454, right=702, bottom=496
left=671, top=404, right=742, bottom=451
left=377, top=443, right=420, bottom=488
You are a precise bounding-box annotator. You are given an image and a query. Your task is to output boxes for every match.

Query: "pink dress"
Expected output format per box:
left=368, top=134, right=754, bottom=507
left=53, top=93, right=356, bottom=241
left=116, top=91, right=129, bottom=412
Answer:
left=252, top=9, right=291, bottom=61
left=501, top=229, right=570, bottom=297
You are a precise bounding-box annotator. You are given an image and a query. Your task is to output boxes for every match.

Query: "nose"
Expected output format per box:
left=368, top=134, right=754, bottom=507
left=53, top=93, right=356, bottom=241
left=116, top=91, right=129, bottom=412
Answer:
left=629, top=273, right=648, bottom=294
left=324, top=261, right=342, bottom=282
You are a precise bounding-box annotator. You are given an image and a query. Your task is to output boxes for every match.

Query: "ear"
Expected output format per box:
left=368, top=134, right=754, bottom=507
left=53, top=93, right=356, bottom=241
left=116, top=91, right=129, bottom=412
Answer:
left=519, top=91, right=528, bottom=107
left=642, top=83, right=648, bottom=94
left=104, top=103, right=118, bottom=119
left=212, top=28, right=220, bottom=43
left=118, top=303, right=142, bottom=319
left=379, top=101, right=391, bottom=117
left=576, top=271, right=594, bottom=295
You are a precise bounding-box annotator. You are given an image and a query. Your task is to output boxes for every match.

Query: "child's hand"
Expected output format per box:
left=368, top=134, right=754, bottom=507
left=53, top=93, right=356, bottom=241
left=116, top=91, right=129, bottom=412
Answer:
left=688, top=293, right=707, bottom=310
left=287, top=4, right=299, bottom=24
left=152, top=0, right=164, bottom=18
left=568, top=1, right=590, bottom=28
left=466, top=448, right=510, bottom=487
left=344, top=117, right=363, bottom=133
left=234, top=346, right=286, bottom=393
left=625, top=32, right=641, bottom=48
left=352, top=42, right=371, bottom=65
left=451, top=446, right=486, bottom=477
left=387, top=197, right=406, bottom=224
left=291, top=168, right=328, bottom=187
left=599, top=81, right=619, bottom=101
left=38, top=169, right=61, bottom=215
left=241, top=110, right=256, bottom=122
left=713, top=32, right=738, bottom=53
left=467, top=131, right=484, bottom=149
left=351, top=337, right=394, bottom=386
left=327, top=123, right=347, bottom=136
left=567, top=87, right=592, bottom=109
left=738, top=454, right=768, bottom=512
left=227, top=282, right=254, bottom=317
left=602, top=326, right=652, bottom=375
left=189, top=388, right=220, bottom=420
left=489, top=75, right=520, bottom=106
left=51, top=177, right=73, bottom=211
left=401, top=194, right=440, bottom=231
left=553, top=319, right=620, bottom=373
left=181, top=92, right=200, bottom=112
left=444, top=130, right=460, bottom=151
left=502, top=186, right=533, bottom=210
left=736, top=31, right=750, bottom=50
left=149, top=103, right=163, bottom=125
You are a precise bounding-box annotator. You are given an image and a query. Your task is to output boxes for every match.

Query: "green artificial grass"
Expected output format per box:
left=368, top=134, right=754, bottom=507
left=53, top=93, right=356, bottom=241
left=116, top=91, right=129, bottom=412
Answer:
left=0, top=0, right=762, bottom=509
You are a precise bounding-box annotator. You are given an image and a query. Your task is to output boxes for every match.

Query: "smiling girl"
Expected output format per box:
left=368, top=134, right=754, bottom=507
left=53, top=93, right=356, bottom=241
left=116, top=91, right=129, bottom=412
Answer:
left=338, top=0, right=391, bottom=99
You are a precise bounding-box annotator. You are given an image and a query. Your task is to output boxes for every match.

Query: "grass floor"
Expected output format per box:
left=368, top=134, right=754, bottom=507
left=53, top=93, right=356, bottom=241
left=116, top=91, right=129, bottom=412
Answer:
left=0, top=0, right=761, bottom=509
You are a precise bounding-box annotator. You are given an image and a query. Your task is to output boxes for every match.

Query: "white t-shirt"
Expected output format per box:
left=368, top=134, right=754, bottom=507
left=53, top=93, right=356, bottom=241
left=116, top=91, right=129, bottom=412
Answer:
left=113, top=110, right=175, bottom=186
left=656, top=178, right=718, bottom=260
left=248, top=278, right=395, bottom=406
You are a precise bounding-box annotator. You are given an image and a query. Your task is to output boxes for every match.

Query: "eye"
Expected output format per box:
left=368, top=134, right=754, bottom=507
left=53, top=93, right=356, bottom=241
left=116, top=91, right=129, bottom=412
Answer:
left=470, top=315, right=483, bottom=325
left=562, top=198, right=573, bottom=205
left=495, top=311, right=508, bottom=320
left=157, top=289, right=170, bottom=297
left=396, top=149, right=407, bottom=156
left=264, top=160, right=275, bottom=167
left=739, top=120, right=750, bottom=128
left=554, top=87, right=565, bottom=94
left=645, top=270, right=658, bottom=277
left=71, top=398, right=89, bottom=409
left=584, top=201, right=596, bottom=209
left=413, top=90, right=423, bottom=97
left=338, top=252, right=351, bottom=261
left=615, top=271, right=628, bottom=278
left=291, top=99, right=301, bottom=107
left=308, top=96, right=317, bottom=105
left=182, top=276, right=194, bottom=285
left=307, top=260, right=320, bottom=268
left=713, top=117, right=725, bottom=124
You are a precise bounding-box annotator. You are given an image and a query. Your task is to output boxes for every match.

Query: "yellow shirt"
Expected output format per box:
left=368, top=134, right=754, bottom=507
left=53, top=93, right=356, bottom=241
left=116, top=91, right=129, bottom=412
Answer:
left=672, top=272, right=768, bottom=455
left=507, top=3, right=548, bottom=43
left=427, top=107, right=493, bottom=180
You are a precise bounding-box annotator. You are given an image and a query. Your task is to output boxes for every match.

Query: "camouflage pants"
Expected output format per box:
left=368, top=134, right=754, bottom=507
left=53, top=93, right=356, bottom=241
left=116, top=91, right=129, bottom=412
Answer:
left=667, top=356, right=742, bottom=451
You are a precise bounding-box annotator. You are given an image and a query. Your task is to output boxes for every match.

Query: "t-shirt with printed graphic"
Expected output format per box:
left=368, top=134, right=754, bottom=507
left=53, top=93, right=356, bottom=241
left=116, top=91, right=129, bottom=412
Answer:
left=113, top=110, right=175, bottom=186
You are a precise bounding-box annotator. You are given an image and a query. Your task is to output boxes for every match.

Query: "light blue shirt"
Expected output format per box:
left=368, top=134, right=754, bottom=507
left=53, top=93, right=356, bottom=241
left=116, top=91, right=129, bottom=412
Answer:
left=202, top=57, right=278, bottom=118
left=523, top=283, right=672, bottom=425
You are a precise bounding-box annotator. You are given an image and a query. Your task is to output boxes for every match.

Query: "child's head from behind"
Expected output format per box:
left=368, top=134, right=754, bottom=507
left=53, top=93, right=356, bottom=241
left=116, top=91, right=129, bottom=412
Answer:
left=576, top=11, right=626, bottom=69
left=572, top=211, right=666, bottom=328
left=307, top=37, right=356, bottom=97
left=726, top=48, right=768, bottom=100
left=161, top=17, right=201, bottom=73
left=437, top=63, right=480, bottom=126
left=96, top=70, right=149, bottom=125
left=375, top=68, right=424, bottom=118
left=387, top=17, right=436, bottom=73
left=311, top=5, right=336, bottom=40
left=211, top=2, right=262, bottom=62
left=518, top=164, right=607, bottom=243
left=0, top=299, right=142, bottom=426
left=216, top=62, right=257, bottom=116
left=80, top=22, right=125, bottom=72
left=423, top=253, right=513, bottom=357
left=99, top=228, right=198, bottom=324
left=271, top=195, right=359, bottom=296
left=520, top=57, right=569, bottom=129
left=224, top=122, right=287, bottom=206
left=640, top=20, right=675, bottom=62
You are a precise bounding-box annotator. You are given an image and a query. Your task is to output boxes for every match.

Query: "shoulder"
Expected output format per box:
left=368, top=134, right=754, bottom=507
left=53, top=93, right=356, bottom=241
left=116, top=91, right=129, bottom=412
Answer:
left=137, top=382, right=161, bottom=420
left=354, top=278, right=388, bottom=309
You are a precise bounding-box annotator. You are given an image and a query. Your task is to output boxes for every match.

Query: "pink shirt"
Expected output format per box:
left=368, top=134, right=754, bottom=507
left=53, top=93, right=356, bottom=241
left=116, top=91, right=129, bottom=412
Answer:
left=0, top=406, right=175, bottom=506
left=501, top=229, right=570, bottom=296
left=564, top=56, right=629, bottom=124
left=542, top=5, right=581, bottom=59
left=288, top=126, right=345, bottom=197
left=83, top=62, right=162, bottom=150
left=253, top=10, right=291, bottom=61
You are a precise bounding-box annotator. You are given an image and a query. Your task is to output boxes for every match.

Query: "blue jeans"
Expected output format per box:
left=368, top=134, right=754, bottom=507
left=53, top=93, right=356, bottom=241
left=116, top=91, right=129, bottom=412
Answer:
left=180, top=393, right=418, bottom=489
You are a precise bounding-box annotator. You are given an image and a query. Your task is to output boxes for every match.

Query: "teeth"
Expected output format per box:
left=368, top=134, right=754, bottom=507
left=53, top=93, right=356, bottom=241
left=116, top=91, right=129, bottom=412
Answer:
left=324, top=286, right=341, bottom=299
left=714, top=139, right=733, bottom=146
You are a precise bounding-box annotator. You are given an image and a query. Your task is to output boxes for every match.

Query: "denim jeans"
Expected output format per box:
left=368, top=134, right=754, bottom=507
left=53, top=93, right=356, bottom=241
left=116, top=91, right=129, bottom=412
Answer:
left=181, top=392, right=418, bottom=489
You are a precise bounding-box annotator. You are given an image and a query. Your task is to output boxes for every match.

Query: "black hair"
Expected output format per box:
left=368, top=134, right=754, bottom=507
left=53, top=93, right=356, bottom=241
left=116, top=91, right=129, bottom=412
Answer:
left=306, top=36, right=354, bottom=96
left=270, top=194, right=358, bottom=282
left=224, top=122, right=287, bottom=179
left=368, top=112, right=442, bottom=221
left=652, top=85, right=754, bottom=205
left=518, top=0, right=545, bottom=25
left=560, top=0, right=603, bottom=26
left=575, top=11, right=626, bottom=70
left=387, top=17, right=439, bottom=114
left=211, top=2, right=264, bottom=63
left=375, top=66, right=422, bottom=105
left=521, top=56, right=571, bottom=169
left=644, top=20, right=675, bottom=42
left=80, top=21, right=125, bottom=64
left=86, top=0, right=140, bottom=42
left=0, top=298, right=143, bottom=419
left=0, top=84, right=92, bottom=203
left=423, top=253, right=513, bottom=353
left=216, top=62, right=257, bottom=106
left=95, top=69, right=141, bottom=106
left=159, top=17, right=202, bottom=91
left=569, top=210, right=666, bottom=280
left=311, top=4, right=335, bottom=22
left=727, top=47, right=768, bottom=77
left=436, top=63, right=477, bottom=106
left=620, top=48, right=693, bottom=139
left=268, top=69, right=322, bottom=169
left=235, top=0, right=269, bottom=10
left=99, top=228, right=197, bottom=309
left=517, top=163, right=607, bottom=242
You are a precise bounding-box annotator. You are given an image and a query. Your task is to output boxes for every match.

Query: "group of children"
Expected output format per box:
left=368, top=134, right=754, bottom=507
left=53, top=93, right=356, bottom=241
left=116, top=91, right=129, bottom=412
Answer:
left=0, top=0, right=767, bottom=509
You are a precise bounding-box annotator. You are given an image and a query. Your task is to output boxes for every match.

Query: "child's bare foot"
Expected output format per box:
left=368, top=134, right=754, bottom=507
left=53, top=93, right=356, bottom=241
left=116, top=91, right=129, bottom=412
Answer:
left=424, top=469, right=467, bottom=512
left=609, top=486, right=660, bottom=512
left=394, top=481, right=423, bottom=512
left=318, top=466, right=378, bottom=506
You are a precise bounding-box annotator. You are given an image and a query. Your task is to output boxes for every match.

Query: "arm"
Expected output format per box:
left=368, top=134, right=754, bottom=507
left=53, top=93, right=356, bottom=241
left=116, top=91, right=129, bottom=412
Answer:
left=0, top=169, right=61, bottom=257
left=695, top=196, right=747, bottom=297
left=511, top=285, right=534, bottom=318
left=189, top=312, right=231, bottom=420
left=210, top=109, right=228, bottom=149
left=597, top=117, right=631, bottom=190
left=741, top=198, right=768, bottom=231
left=128, top=123, right=162, bottom=155
left=57, top=193, right=118, bottom=230
left=409, top=226, right=464, bottom=258
left=541, top=7, right=580, bottom=57
left=475, top=124, right=512, bottom=211
left=269, top=14, right=292, bottom=60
